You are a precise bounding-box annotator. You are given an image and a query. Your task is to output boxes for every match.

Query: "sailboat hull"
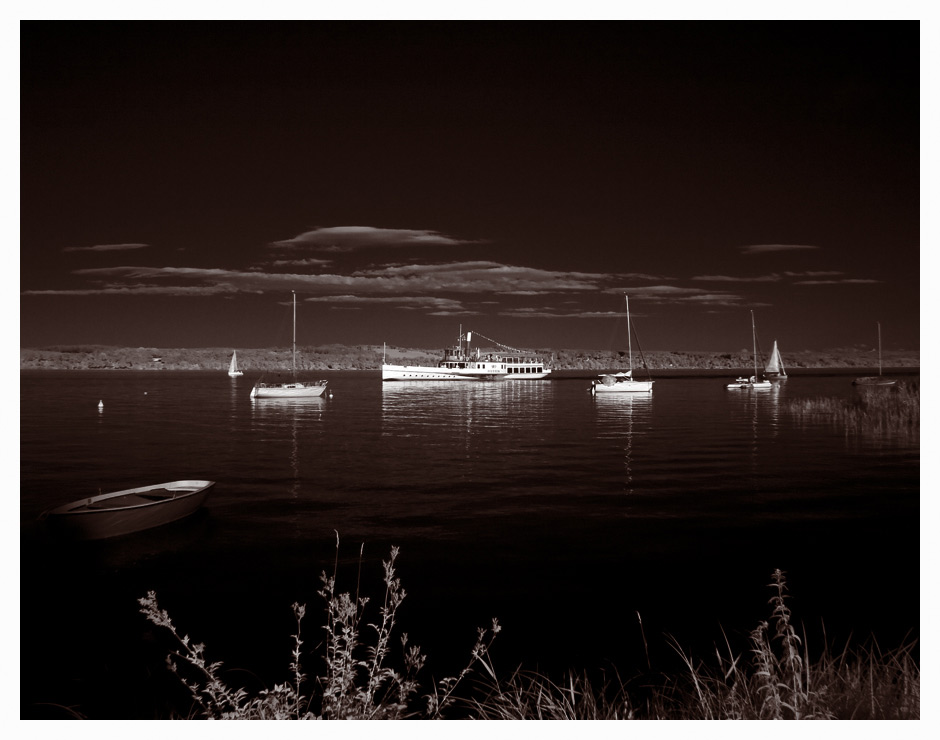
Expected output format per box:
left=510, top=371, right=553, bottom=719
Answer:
left=592, top=379, right=653, bottom=393
left=726, top=377, right=772, bottom=389
left=852, top=376, right=896, bottom=386
left=250, top=381, right=328, bottom=398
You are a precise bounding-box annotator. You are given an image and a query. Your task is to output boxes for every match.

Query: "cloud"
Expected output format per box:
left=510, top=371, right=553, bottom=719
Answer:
left=63, top=243, right=150, bottom=252
left=25, top=259, right=753, bottom=315
left=793, top=278, right=881, bottom=285
left=269, top=258, right=333, bottom=268
left=28, top=260, right=611, bottom=299
left=783, top=271, right=843, bottom=278
left=692, top=274, right=783, bottom=283
left=270, top=226, right=481, bottom=252
left=739, top=244, right=820, bottom=254
left=304, top=294, right=467, bottom=312
left=21, top=284, right=241, bottom=297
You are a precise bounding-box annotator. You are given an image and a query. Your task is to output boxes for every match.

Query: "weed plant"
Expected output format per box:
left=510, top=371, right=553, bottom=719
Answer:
left=784, top=381, right=919, bottom=441
left=140, top=547, right=918, bottom=719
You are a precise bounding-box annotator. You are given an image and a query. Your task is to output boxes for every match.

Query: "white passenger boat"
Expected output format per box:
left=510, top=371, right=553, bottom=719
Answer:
left=381, top=329, right=550, bottom=381
left=591, top=295, right=654, bottom=394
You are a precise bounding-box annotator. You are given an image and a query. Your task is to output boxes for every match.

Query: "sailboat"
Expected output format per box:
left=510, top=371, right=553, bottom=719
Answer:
left=764, top=340, right=787, bottom=381
left=853, top=322, right=896, bottom=386
left=726, top=311, right=772, bottom=389
left=591, top=295, right=654, bottom=394
left=227, top=351, right=243, bottom=378
left=250, top=292, right=329, bottom=398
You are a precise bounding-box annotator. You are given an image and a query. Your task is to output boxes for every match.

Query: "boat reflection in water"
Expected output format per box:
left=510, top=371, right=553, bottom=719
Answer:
left=591, top=391, right=653, bottom=495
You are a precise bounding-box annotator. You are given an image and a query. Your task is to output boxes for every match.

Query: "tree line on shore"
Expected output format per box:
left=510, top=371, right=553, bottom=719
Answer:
left=20, top=344, right=919, bottom=372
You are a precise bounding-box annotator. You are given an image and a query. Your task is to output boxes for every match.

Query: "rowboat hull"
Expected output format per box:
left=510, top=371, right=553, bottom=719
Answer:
left=45, top=480, right=215, bottom=540
left=251, top=381, right=328, bottom=398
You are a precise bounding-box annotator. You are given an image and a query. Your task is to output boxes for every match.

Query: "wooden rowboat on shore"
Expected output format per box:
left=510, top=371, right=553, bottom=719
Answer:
left=44, top=480, right=215, bottom=540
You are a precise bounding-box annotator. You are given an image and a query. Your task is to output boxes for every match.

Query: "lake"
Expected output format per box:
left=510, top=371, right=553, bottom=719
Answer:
left=19, top=369, right=920, bottom=718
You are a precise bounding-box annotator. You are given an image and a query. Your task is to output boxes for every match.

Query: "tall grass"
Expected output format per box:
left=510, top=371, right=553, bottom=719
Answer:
left=140, top=548, right=918, bottom=719
left=785, top=381, right=919, bottom=441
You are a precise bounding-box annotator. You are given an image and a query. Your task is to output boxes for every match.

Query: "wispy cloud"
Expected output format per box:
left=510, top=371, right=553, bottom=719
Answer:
left=304, top=294, right=467, bottom=312
left=692, top=274, right=784, bottom=283
left=739, top=244, right=820, bottom=255
left=21, top=284, right=240, bottom=297
left=269, top=258, right=333, bottom=268
left=28, top=261, right=612, bottom=298
left=793, top=278, right=881, bottom=285
left=784, top=271, right=843, bottom=278
left=63, top=243, right=150, bottom=252
left=270, top=226, right=481, bottom=252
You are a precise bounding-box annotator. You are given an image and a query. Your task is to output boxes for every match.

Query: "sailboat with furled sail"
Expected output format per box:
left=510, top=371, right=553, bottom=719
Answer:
left=726, top=311, right=772, bottom=389
left=250, top=292, right=329, bottom=398
left=591, top=295, right=654, bottom=394
left=853, top=321, right=896, bottom=386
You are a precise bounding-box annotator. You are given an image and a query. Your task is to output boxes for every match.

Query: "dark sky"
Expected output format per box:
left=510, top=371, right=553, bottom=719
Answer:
left=20, top=21, right=921, bottom=352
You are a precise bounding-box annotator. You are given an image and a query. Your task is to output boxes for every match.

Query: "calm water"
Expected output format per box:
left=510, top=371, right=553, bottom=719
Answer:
left=20, top=369, right=920, bottom=718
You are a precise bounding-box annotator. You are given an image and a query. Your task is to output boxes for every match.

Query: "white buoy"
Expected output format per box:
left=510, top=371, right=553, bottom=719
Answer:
left=98, top=400, right=104, bottom=410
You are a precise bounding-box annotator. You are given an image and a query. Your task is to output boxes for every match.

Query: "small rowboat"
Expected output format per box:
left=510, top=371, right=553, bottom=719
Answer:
left=44, top=480, right=215, bottom=540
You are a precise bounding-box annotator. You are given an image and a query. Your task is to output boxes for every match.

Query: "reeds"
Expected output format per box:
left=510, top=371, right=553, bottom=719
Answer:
left=139, top=555, right=918, bottom=720
left=785, top=381, right=919, bottom=441
left=138, top=536, right=499, bottom=719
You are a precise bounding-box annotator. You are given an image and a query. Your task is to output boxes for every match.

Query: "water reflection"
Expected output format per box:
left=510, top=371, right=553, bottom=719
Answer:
left=591, top=392, right=653, bottom=494
left=250, top=397, right=326, bottom=501
left=380, top=381, right=556, bottom=436
left=249, top=396, right=327, bottom=416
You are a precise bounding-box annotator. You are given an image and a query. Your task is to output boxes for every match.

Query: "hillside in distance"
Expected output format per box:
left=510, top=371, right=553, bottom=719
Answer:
left=20, top=344, right=920, bottom=372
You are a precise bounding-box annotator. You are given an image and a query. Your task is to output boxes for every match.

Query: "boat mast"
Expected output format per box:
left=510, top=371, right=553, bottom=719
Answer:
left=751, top=310, right=758, bottom=378
left=292, top=290, right=297, bottom=376
left=625, top=294, right=633, bottom=373
left=877, top=321, right=883, bottom=376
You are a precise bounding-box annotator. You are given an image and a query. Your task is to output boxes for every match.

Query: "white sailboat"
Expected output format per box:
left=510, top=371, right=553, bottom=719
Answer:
left=591, top=295, right=654, bottom=394
left=853, top=322, right=896, bottom=386
left=764, top=340, right=787, bottom=380
left=227, top=351, right=243, bottom=378
left=250, top=292, right=329, bottom=399
left=726, top=311, right=772, bottom=389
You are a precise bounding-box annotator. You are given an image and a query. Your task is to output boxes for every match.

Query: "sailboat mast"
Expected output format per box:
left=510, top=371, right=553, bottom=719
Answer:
left=877, top=321, right=883, bottom=376
left=625, top=294, right=633, bottom=373
left=751, top=310, right=758, bottom=377
left=292, top=290, right=297, bottom=375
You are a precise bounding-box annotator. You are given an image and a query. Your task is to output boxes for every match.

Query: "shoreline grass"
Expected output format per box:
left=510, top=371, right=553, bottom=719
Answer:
left=784, top=380, right=919, bottom=441
left=137, top=541, right=919, bottom=720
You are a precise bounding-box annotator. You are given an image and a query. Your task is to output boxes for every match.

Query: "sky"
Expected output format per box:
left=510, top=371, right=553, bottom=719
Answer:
left=18, top=19, right=922, bottom=353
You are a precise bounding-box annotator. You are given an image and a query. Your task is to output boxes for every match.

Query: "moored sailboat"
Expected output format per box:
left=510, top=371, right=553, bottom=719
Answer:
left=726, top=311, right=772, bottom=389
left=251, top=292, right=329, bottom=398
left=853, top=322, right=896, bottom=386
left=591, top=295, right=654, bottom=394
left=764, top=340, right=787, bottom=381
left=228, top=351, right=243, bottom=378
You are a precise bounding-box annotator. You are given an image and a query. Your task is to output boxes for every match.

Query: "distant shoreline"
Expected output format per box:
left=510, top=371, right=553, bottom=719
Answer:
left=20, top=345, right=920, bottom=373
